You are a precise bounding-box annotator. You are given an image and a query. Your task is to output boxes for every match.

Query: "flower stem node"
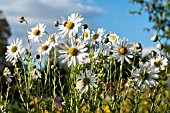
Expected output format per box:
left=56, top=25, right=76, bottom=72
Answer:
left=24, top=49, right=30, bottom=55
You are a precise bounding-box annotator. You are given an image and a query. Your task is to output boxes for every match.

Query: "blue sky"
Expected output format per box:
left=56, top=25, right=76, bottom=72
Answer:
left=0, top=0, right=158, bottom=55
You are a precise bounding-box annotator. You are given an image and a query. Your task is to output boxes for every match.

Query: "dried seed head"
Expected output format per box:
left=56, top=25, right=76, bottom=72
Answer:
left=151, top=35, right=158, bottom=42
left=18, top=17, right=25, bottom=23
left=54, top=20, right=59, bottom=27
left=82, top=24, right=88, bottom=29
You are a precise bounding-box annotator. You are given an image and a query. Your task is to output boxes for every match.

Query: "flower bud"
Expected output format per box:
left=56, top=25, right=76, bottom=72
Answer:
left=82, top=24, right=88, bottom=29
left=54, top=20, right=59, bottom=27
left=156, top=43, right=163, bottom=51
left=108, top=49, right=113, bottom=55
left=105, top=34, right=109, bottom=38
left=51, top=65, right=55, bottom=69
left=33, top=65, right=36, bottom=69
left=150, top=50, right=157, bottom=56
left=135, top=43, right=142, bottom=49
left=151, top=35, right=158, bottom=42
left=103, top=38, right=109, bottom=43
left=35, top=54, right=40, bottom=59
left=18, top=17, right=25, bottom=23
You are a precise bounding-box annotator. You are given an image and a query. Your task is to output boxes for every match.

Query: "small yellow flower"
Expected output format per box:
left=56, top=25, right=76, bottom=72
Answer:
left=102, top=105, right=111, bottom=113
left=44, top=110, right=49, bottom=113
left=56, top=106, right=63, bottom=112
left=81, top=105, right=88, bottom=112
left=29, top=97, right=38, bottom=105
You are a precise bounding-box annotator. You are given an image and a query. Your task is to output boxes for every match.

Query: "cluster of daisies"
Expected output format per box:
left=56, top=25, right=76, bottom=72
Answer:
left=3, top=13, right=168, bottom=94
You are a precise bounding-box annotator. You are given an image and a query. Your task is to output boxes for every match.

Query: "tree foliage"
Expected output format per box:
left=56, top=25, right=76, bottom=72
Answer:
left=129, top=0, right=170, bottom=52
left=0, top=10, right=11, bottom=72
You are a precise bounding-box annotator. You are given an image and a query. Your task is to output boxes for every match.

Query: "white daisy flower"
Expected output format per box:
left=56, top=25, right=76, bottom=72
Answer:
left=3, top=67, right=13, bottom=83
left=108, top=32, right=119, bottom=44
left=84, top=53, right=93, bottom=64
left=82, top=28, right=91, bottom=43
left=149, top=54, right=168, bottom=70
left=48, top=33, right=59, bottom=47
left=83, top=49, right=100, bottom=64
left=5, top=38, right=25, bottom=65
left=58, top=13, right=84, bottom=38
left=28, top=23, right=46, bottom=42
left=37, top=40, right=52, bottom=55
left=111, top=38, right=134, bottom=64
left=76, top=69, right=98, bottom=94
left=31, top=68, right=41, bottom=80
left=91, top=28, right=105, bottom=44
left=58, top=38, right=88, bottom=67
left=132, top=62, right=160, bottom=91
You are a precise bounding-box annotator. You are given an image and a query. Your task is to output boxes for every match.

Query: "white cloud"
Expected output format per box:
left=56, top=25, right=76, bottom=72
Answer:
left=142, top=46, right=159, bottom=57
left=0, top=0, right=103, bottom=44
left=0, top=0, right=102, bottom=24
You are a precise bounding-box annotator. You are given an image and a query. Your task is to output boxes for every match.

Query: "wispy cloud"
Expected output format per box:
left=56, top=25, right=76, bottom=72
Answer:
left=0, top=0, right=103, bottom=43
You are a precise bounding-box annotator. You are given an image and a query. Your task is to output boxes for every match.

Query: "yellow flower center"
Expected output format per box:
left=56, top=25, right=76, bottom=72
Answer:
left=84, top=32, right=88, bottom=38
left=93, top=34, right=99, bottom=40
left=119, top=47, right=128, bottom=55
left=33, top=29, right=41, bottom=36
left=41, top=44, right=49, bottom=51
left=83, top=77, right=90, bottom=85
left=11, top=45, right=18, bottom=53
left=88, top=54, right=92, bottom=59
left=66, top=22, right=74, bottom=30
left=140, top=70, right=149, bottom=80
left=111, top=36, right=117, bottom=42
left=68, top=47, right=78, bottom=56
left=154, top=60, right=160, bottom=67
left=49, top=37, right=55, bottom=43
